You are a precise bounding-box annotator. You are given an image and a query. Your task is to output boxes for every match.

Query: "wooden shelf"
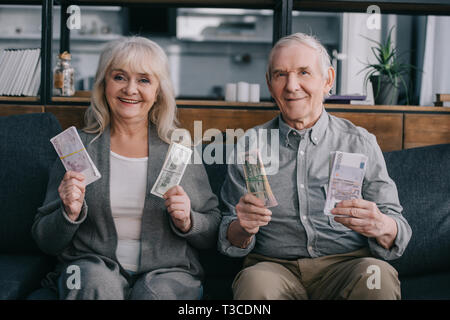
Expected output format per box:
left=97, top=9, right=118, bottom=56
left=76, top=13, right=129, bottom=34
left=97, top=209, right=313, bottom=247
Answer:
left=177, top=99, right=276, bottom=108
left=0, top=104, right=44, bottom=117
left=178, top=101, right=450, bottom=112
left=323, top=104, right=450, bottom=113
left=14, top=91, right=447, bottom=112
left=0, top=96, right=40, bottom=102
left=52, top=96, right=91, bottom=104
left=2, top=91, right=450, bottom=113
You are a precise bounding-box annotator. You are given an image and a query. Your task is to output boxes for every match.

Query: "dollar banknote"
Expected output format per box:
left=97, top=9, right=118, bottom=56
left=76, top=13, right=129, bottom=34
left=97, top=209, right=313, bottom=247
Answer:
left=50, top=126, right=101, bottom=185
left=324, top=151, right=368, bottom=216
left=151, top=142, right=192, bottom=198
left=242, top=150, right=278, bottom=208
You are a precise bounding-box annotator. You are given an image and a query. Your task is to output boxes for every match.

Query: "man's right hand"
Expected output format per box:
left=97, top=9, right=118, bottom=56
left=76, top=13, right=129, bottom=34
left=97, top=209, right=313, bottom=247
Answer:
left=58, top=171, right=86, bottom=222
left=235, top=193, right=272, bottom=235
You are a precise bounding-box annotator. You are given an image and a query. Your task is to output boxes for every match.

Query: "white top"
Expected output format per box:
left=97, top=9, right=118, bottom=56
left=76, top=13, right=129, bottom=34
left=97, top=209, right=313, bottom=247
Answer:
left=110, top=150, right=148, bottom=272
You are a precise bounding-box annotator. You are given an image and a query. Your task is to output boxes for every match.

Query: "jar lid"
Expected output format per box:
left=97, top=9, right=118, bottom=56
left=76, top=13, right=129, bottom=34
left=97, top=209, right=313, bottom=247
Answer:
left=59, top=51, right=71, bottom=60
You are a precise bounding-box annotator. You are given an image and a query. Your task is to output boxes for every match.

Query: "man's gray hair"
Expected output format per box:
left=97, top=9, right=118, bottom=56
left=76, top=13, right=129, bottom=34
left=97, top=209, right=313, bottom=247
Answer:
left=266, top=32, right=332, bottom=83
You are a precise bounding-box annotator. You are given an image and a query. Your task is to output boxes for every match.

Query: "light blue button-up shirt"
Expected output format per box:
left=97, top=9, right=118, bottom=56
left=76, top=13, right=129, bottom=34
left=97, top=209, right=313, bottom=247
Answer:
left=218, top=109, right=412, bottom=261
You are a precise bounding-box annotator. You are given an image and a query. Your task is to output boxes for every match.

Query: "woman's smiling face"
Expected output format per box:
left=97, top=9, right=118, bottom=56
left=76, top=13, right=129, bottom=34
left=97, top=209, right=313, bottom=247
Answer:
left=105, top=65, right=159, bottom=126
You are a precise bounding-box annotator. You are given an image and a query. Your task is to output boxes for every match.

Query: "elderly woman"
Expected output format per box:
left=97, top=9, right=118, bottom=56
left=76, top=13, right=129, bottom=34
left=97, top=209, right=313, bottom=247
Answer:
left=32, top=37, right=220, bottom=300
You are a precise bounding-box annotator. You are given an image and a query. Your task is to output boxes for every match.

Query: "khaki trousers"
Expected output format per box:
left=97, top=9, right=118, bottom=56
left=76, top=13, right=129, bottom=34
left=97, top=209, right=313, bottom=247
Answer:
left=232, top=248, right=401, bottom=300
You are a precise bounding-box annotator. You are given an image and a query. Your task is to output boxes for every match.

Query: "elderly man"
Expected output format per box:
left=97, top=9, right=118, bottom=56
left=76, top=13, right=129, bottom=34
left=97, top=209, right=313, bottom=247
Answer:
left=218, top=32, right=412, bottom=300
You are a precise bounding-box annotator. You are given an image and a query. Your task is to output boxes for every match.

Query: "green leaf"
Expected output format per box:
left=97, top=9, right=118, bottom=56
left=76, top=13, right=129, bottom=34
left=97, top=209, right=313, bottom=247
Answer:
left=359, top=25, right=419, bottom=103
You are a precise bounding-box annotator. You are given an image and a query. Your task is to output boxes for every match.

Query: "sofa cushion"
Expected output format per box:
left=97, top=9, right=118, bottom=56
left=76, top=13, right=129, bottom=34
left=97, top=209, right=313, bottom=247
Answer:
left=203, top=162, right=228, bottom=201
left=0, top=113, right=62, bottom=254
left=26, top=287, right=58, bottom=300
left=400, top=271, right=450, bottom=300
left=0, top=254, right=55, bottom=299
left=202, top=275, right=234, bottom=300
left=200, top=255, right=242, bottom=300
left=383, top=144, right=450, bottom=276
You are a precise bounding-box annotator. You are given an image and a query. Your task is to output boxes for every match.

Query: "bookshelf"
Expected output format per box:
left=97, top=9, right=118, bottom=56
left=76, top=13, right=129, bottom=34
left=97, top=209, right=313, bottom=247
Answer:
left=0, top=0, right=450, bottom=105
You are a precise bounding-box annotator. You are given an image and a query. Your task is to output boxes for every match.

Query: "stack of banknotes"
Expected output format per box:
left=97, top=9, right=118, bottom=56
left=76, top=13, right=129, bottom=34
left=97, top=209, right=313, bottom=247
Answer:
left=324, top=151, right=368, bottom=216
left=242, top=150, right=278, bottom=208
left=50, top=126, right=101, bottom=185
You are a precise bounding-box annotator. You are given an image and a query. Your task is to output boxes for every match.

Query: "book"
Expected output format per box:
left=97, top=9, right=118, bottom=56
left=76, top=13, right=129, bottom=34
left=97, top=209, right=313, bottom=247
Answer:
left=5, top=49, right=23, bottom=95
left=0, top=49, right=9, bottom=93
left=29, top=55, right=41, bottom=96
left=1, top=50, right=16, bottom=95
left=11, top=49, right=27, bottom=95
left=23, top=49, right=41, bottom=96
left=15, top=49, right=32, bottom=95
left=0, top=48, right=41, bottom=96
left=324, top=94, right=367, bottom=104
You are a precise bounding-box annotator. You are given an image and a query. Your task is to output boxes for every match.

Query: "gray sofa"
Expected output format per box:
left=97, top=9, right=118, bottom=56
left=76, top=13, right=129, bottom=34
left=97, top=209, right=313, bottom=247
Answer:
left=0, top=112, right=449, bottom=300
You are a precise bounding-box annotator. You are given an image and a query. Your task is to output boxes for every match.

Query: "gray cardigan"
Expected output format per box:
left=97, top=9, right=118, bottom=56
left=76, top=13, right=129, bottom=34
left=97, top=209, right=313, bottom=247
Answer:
left=32, top=123, right=221, bottom=288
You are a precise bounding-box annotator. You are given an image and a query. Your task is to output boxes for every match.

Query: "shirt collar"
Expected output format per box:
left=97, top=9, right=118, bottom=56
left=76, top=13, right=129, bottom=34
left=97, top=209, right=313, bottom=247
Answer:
left=278, top=107, right=329, bottom=147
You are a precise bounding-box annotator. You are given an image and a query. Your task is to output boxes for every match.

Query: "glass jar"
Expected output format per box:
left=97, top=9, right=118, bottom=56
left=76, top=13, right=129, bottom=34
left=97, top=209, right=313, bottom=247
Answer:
left=53, top=51, right=75, bottom=96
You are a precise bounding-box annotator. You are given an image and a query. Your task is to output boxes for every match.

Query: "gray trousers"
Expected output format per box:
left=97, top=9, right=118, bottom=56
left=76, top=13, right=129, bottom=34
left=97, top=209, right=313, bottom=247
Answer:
left=58, top=258, right=202, bottom=300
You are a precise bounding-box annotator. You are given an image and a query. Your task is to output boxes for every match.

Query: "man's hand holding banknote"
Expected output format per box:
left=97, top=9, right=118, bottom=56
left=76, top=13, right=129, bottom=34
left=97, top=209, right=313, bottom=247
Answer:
left=226, top=150, right=277, bottom=248
left=326, top=151, right=398, bottom=249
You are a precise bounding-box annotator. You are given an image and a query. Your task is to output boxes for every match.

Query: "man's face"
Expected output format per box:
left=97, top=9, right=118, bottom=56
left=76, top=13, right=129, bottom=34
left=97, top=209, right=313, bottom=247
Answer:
left=267, top=43, right=334, bottom=129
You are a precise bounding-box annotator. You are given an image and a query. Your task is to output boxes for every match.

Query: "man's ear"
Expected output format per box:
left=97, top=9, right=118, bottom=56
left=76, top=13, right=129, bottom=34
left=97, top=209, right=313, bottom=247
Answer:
left=324, top=66, right=336, bottom=94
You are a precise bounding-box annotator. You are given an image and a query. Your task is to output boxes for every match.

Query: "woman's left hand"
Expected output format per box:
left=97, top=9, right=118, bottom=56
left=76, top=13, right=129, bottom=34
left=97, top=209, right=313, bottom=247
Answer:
left=164, top=185, right=192, bottom=233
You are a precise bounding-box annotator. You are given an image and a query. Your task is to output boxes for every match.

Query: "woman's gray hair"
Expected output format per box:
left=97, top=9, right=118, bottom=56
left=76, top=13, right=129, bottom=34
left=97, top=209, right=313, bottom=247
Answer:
left=83, top=36, right=178, bottom=144
left=266, top=32, right=332, bottom=83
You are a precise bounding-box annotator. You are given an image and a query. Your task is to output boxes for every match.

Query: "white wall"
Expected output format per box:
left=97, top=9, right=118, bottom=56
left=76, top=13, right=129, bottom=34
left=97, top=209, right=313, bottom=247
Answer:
left=340, top=13, right=382, bottom=95
left=420, top=16, right=450, bottom=106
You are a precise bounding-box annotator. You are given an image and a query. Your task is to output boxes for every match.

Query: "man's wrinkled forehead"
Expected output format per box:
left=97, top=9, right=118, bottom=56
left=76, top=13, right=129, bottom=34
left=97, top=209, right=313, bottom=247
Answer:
left=270, top=43, right=320, bottom=72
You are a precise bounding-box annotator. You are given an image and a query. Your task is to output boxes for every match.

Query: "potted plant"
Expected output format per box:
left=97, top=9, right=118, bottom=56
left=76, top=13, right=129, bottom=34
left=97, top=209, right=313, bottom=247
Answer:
left=360, top=27, right=413, bottom=105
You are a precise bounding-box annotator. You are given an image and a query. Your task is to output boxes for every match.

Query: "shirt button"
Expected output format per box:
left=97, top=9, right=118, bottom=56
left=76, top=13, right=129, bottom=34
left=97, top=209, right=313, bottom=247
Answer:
left=313, top=137, right=318, bottom=142
left=300, top=150, right=305, bottom=156
left=300, top=184, right=305, bottom=189
left=302, top=215, right=307, bottom=220
left=308, top=246, right=313, bottom=251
